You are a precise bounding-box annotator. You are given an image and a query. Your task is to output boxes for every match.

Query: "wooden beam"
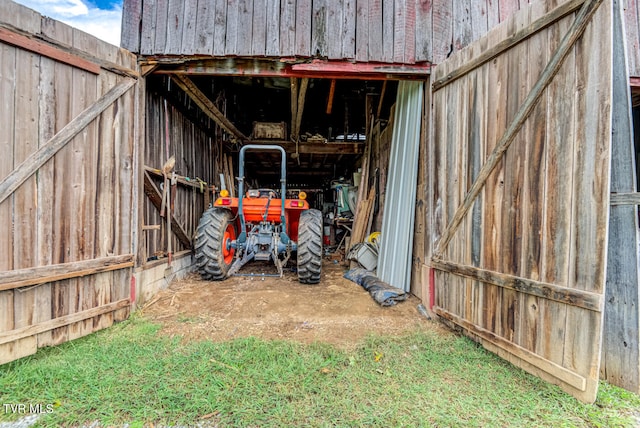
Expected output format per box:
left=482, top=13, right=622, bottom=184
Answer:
left=290, top=78, right=298, bottom=138
left=432, top=0, right=586, bottom=91
left=0, top=24, right=139, bottom=79
left=610, top=192, right=640, bottom=205
left=0, top=27, right=100, bottom=74
left=376, top=80, right=388, bottom=118
left=430, top=258, right=603, bottom=312
left=326, top=79, right=337, bottom=115
left=291, top=78, right=309, bottom=141
left=0, top=78, right=136, bottom=205
left=0, top=299, right=130, bottom=346
left=150, top=58, right=432, bottom=80
left=433, top=0, right=604, bottom=257
left=0, top=255, right=134, bottom=291
left=434, top=306, right=587, bottom=391
left=143, top=172, right=192, bottom=248
left=170, top=74, right=249, bottom=143
left=241, top=141, right=364, bottom=154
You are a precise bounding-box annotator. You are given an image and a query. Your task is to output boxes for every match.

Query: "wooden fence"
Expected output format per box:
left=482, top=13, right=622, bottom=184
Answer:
left=0, top=0, right=139, bottom=364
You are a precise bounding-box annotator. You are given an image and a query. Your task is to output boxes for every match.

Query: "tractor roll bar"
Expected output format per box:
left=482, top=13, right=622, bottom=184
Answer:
left=237, top=144, right=289, bottom=243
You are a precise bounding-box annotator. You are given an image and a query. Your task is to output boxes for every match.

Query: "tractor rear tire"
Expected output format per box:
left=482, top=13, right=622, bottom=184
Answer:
left=195, top=208, right=236, bottom=280
left=297, top=209, right=323, bottom=284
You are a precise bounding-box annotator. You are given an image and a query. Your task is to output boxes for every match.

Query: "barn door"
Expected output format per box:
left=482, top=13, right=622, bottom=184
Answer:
left=429, top=0, right=612, bottom=403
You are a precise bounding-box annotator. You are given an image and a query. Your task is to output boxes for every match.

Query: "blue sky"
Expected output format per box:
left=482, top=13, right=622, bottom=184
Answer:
left=14, top=0, right=123, bottom=46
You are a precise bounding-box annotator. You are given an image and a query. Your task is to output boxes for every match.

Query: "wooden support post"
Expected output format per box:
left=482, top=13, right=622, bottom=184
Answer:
left=292, top=78, right=309, bottom=141
left=326, top=79, right=336, bottom=115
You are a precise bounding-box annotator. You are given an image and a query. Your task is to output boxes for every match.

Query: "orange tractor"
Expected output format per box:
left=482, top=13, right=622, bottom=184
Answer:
left=195, top=145, right=323, bottom=283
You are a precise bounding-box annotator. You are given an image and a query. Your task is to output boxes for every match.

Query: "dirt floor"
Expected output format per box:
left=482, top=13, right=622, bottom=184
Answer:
left=140, top=260, right=442, bottom=348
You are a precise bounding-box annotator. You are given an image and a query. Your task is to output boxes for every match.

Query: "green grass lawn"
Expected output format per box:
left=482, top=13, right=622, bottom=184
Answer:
left=1, top=314, right=639, bottom=427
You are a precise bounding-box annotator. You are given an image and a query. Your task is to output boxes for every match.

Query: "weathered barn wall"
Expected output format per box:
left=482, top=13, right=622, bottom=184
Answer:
left=428, top=0, right=612, bottom=402
left=140, top=87, right=220, bottom=265
left=121, top=0, right=640, bottom=76
left=0, top=1, right=139, bottom=364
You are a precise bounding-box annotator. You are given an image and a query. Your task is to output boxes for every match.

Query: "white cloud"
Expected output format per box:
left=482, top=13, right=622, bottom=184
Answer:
left=13, top=0, right=122, bottom=47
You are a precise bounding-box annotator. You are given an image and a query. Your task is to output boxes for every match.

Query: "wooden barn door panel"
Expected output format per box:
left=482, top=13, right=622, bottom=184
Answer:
left=429, top=0, right=612, bottom=403
left=0, top=1, right=141, bottom=365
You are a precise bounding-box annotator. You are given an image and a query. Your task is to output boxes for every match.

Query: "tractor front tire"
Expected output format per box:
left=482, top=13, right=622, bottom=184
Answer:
left=195, top=208, right=236, bottom=280
left=297, top=209, right=323, bottom=284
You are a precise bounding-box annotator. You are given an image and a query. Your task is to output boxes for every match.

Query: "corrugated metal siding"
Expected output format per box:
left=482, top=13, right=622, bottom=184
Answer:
left=377, top=81, right=423, bottom=292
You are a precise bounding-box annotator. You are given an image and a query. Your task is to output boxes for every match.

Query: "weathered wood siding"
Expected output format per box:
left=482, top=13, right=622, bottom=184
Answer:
left=0, top=0, right=139, bottom=364
left=429, top=0, right=612, bottom=403
left=140, top=88, right=220, bottom=264
left=122, top=0, right=640, bottom=76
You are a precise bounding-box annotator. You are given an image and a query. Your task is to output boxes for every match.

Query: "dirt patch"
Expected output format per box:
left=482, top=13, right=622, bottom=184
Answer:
left=140, top=261, right=445, bottom=348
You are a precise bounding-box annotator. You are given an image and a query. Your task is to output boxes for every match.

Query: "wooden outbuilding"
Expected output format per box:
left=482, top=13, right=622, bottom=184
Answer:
left=0, top=0, right=639, bottom=404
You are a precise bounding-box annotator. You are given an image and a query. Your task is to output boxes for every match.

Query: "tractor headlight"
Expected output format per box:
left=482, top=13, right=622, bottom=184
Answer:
left=298, top=191, right=307, bottom=200
left=220, top=189, right=229, bottom=197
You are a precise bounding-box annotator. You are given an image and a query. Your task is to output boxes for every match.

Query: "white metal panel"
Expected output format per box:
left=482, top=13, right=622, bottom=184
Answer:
left=378, top=81, right=424, bottom=292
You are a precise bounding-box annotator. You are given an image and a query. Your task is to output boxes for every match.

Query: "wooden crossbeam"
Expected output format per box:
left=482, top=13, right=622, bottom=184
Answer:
left=433, top=0, right=604, bottom=258
left=170, top=74, right=249, bottom=143
left=0, top=78, right=136, bottom=205
left=610, top=192, right=640, bottom=205
left=430, top=258, right=603, bottom=312
left=246, top=141, right=364, bottom=154
left=0, top=255, right=134, bottom=291
left=143, top=171, right=192, bottom=249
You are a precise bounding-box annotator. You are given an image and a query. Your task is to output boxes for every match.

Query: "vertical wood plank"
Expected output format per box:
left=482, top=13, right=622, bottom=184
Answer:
left=470, top=0, right=488, bottom=42
left=0, top=44, right=15, bottom=272
left=312, top=0, right=328, bottom=56
left=453, top=0, right=472, bottom=50
left=498, top=0, right=520, bottom=22
left=181, top=0, right=199, bottom=54
left=280, top=0, right=296, bottom=55
left=432, top=0, right=452, bottom=64
left=140, top=0, right=157, bottom=55
left=415, top=0, right=432, bottom=62
left=213, top=0, right=228, bottom=55
left=225, top=0, right=239, bottom=54
left=623, top=0, right=640, bottom=76
left=237, top=0, right=255, bottom=55
left=252, top=0, right=267, bottom=56
left=517, top=0, right=549, bottom=353
left=487, top=0, right=500, bottom=28
left=342, top=0, right=356, bottom=58
left=266, top=0, right=281, bottom=56
left=35, top=54, right=56, bottom=347
left=355, top=0, right=369, bottom=61
left=121, top=0, right=143, bottom=51
left=166, top=0, right=185, bottom=53
left=44, top=17, right=72, bottom=345
left=154, top=0, right=169, bottom=53
left=195, top=0, right=215, bottom=54
left=393, top=0, right=407, bottom=62
left=538, top=5, right=572, bottom=365
left=296, top=0, right=312, bottom=55
left=564, top=0, right=612, bottom=401
left=10, top=45, right=39, bottom=362
left=327, top=0, right=344, bottom=59
left=368, top=0, right=383, bottom=60
left=480, top=20, right=508, bottom=334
